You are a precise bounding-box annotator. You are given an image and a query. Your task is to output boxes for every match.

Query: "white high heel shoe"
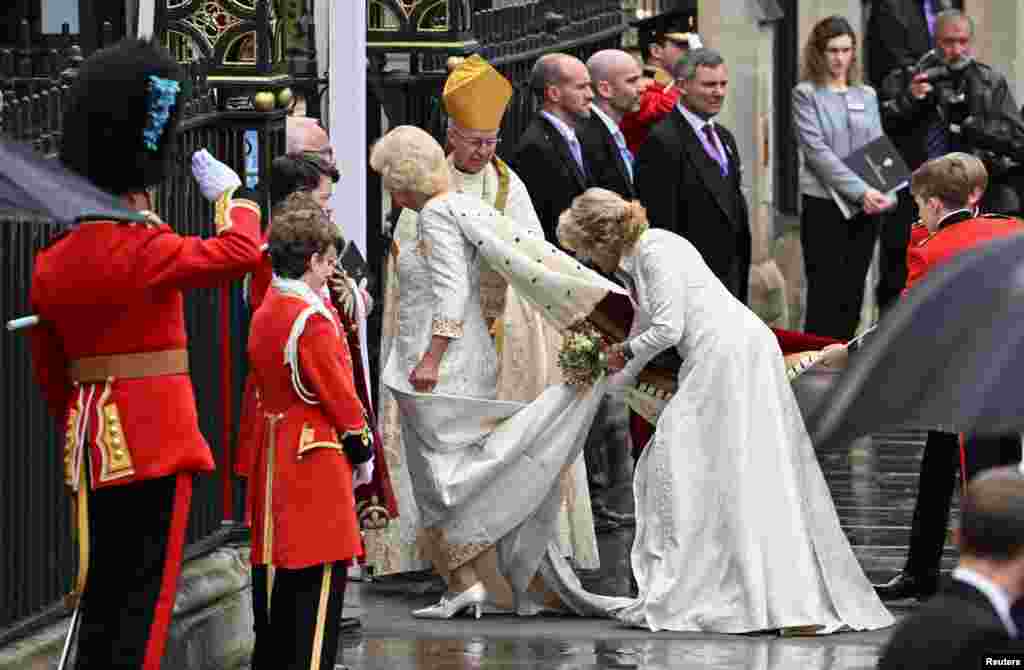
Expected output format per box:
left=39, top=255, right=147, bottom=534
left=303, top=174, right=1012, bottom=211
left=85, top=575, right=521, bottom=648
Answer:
left=412, top=582, right=488, bottom=619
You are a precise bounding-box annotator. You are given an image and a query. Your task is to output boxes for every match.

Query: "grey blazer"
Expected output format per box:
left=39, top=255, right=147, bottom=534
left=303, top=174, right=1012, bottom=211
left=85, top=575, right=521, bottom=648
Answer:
left=792, top=81, right=884, bottom=204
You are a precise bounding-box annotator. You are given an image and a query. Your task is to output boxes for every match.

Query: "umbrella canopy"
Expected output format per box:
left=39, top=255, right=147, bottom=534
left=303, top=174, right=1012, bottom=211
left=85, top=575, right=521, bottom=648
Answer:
left=0, top=138, right=145, bottom=224
left=809, top=232, right=1024, bottom=446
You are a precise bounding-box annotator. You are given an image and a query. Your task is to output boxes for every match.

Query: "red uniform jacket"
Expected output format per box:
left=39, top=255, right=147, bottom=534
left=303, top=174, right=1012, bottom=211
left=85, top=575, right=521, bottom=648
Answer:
left=30, top=195, right=262, bottom=490
left=904, top=211, right=1024, bottom=294
left=236, top=251, right=400, bottom=522
left=246, top=287, right=368, bottom=568
left=621, top=82, right=681, bottom=156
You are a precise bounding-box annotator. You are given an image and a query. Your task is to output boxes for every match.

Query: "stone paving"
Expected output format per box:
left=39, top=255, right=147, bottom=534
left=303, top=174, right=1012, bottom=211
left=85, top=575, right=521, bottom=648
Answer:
left=327, top=430, right=934, bottom=670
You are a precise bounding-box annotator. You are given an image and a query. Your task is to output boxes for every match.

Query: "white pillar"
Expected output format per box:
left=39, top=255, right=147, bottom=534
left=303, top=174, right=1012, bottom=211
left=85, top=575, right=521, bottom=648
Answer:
left=329, top=1, right=367, bottom=255
left=698, top=0, right=788, bottom=326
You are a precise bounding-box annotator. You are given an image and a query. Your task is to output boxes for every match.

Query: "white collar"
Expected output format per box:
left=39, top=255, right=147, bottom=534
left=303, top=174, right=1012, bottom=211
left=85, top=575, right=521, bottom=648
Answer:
left=937, top=207, right=974, bottom=227
left=953, top=566, right=1018, bottom=637
left=540, top=110, right=580, bottom=145
left=271, top=275, right=326, bottom=306
left=676, top=100, right=717, bottom=136
left=590, top=104, right=624, bottom=142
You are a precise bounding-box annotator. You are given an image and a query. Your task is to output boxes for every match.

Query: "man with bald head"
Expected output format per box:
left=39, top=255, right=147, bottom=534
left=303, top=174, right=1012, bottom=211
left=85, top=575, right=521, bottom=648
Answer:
left=510, top=53, right=593, bottom=243
left=878, top=466, right=1024, bottom=669
left=579, top=49, right=642, bottom=199
left=286, top=115, right=334, bottom=166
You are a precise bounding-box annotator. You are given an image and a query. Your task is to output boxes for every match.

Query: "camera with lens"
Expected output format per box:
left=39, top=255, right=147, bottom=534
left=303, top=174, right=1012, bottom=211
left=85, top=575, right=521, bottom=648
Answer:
left=912, top=51, right=969, bottom=119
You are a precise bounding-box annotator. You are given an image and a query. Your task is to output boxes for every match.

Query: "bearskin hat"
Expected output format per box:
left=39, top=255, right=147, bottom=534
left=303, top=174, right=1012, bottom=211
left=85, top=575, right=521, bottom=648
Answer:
left=60, top=39, right=183, bottom=195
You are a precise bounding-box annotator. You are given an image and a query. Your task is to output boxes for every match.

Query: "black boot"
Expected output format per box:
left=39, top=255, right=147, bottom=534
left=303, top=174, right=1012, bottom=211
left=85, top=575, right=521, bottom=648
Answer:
left=873, top=570, right=940, bottom=601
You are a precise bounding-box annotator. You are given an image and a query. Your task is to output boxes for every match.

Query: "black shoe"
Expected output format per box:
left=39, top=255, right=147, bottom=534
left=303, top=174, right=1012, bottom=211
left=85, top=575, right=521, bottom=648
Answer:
left=873, top=571, right=939, bottom=601
left=599, top=509, right=635, bottom=527
left=594, top=516, right=621, bottom=533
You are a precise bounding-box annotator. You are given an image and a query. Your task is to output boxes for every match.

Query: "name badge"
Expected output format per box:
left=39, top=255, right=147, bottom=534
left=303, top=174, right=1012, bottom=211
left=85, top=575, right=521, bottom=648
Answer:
left=847, top=100, right=866, bottom=112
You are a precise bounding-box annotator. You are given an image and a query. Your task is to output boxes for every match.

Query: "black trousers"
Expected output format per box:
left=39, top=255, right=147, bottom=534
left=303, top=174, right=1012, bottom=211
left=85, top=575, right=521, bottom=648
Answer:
left=905, top=431, right=1022, bottom=576
left=251, top=562, right=348, bottom=670
left=876, top=190, right=914, bottom=315
left=75, top=473, right=192, bottom=670
left=800, top=195, right=880, bottom=341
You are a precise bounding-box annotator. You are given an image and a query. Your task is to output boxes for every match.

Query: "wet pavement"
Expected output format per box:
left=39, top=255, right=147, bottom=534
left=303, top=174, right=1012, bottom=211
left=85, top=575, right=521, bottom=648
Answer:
left=329, top=431, right=936, bottom=669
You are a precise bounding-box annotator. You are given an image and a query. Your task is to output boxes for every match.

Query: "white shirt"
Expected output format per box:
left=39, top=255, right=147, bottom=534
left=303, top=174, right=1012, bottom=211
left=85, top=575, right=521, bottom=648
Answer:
left=676, top=100, right=729, bottom=172
left=540, top=110, right=585, bottom=173
left=590, top=103, right=634, bottom=181
left=952, top=566, right=1018, bottom=638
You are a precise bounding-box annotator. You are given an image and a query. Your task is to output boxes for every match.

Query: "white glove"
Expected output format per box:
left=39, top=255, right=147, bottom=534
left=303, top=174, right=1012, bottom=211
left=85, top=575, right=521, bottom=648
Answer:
left=191, top=149, right=242, bottom=202
left=353, top=457, right=374, bottom=489
left=358, top=278, right=374, bottom=315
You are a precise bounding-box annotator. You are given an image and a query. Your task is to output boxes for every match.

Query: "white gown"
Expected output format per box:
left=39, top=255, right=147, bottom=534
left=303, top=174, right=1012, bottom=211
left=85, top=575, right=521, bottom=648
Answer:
left=613, top=230, right=893, bottom=633
left=381, top=191, right=628, bottom=614
left=366, top=162, right=599, bottom=577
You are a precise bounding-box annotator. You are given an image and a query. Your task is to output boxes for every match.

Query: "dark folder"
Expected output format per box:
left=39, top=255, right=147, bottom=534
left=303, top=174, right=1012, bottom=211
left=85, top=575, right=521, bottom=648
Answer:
left=843, top=134, right=911, bottom=194
left=828, top=134, right=910, bottom=218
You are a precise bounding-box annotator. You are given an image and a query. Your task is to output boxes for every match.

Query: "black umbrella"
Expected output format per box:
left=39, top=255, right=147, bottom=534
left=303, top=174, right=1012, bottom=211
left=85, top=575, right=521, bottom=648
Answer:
left=0, top=138, right=145, bottom=224
left=809, top=232, right=1024, bottom=446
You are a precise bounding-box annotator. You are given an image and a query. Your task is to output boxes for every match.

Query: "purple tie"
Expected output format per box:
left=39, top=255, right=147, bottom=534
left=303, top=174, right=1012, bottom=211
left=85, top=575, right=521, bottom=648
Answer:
left=703, top=124, right=728, bottom=175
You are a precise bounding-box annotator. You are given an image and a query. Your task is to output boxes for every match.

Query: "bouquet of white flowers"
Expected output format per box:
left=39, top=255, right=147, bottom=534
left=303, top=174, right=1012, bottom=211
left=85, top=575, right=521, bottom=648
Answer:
left=558, top=323, right=609, bottom=387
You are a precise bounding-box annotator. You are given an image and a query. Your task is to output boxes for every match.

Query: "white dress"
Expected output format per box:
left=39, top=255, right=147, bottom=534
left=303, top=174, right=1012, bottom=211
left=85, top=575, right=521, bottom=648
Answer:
left=380, top=191, right=628, bottom=614
left=366, top=164, right=600, bottom=576
left=613, top=229, right=893, bottom=633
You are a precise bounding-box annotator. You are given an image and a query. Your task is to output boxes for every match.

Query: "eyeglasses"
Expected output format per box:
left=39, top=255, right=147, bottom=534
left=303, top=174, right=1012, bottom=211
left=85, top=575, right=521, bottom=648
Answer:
left=451, top=128, right=500, bottom=150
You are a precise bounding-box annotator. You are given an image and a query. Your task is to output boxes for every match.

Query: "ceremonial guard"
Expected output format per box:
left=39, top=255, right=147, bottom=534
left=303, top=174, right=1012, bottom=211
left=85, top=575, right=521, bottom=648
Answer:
left=28, top=40, right=262, bottom=669
left=246, top=192, right=373, bottom=669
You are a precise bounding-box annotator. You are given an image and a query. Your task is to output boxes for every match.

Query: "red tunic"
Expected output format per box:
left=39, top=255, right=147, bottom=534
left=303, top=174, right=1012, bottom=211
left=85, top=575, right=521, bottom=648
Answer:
left=246, top=287, right=368, bottom=568
left=236, top=251, right=400, bottom=522
left=621, top=82, right=681, bottom=155
left=904, top=213, right=1024, bottom=294
left=30, top=196, right=262, bottom=490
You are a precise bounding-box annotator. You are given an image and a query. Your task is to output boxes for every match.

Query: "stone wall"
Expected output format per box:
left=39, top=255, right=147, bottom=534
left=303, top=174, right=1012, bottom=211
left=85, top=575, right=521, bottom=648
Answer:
left=698, top=0, right=790, bottom=327
left=0, top=546, right=254, bottom=670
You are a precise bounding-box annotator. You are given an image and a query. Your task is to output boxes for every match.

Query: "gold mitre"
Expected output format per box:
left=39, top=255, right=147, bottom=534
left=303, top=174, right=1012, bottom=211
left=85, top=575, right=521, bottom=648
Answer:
left=443, top=55, right=513, bottom=132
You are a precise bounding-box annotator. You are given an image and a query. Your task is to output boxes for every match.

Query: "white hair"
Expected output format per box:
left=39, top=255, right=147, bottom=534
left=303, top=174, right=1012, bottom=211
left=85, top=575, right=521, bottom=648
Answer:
left=369, top=125, right=450, bottom=196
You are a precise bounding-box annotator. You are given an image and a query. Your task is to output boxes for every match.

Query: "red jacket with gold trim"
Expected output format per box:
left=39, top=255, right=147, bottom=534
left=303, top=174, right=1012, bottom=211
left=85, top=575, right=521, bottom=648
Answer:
left=621, top=82, right=681, bottom=156
left=30, top=194, right=262, bottom=490
left=246, top=286, right=368, bottom=568
left=904, top=212, right=1024, bottom=294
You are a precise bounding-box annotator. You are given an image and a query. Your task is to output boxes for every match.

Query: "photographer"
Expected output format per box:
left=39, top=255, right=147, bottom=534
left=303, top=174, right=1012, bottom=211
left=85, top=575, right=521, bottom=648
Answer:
left=876, top=9, right=1024, bottom=314
left=881, top=10, right=1024, bottom=215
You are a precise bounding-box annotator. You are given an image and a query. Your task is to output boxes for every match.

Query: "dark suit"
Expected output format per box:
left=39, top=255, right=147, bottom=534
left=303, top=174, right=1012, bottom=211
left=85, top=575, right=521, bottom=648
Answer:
left=866, top=0, right=954, bottom=87
left=510, top=114, right=588, bottom=244
left=634, top=107, right=751, bottom=305
left=578, top=112, right=636, bottom=200
left=878, top=578, right=1019, bottom=670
